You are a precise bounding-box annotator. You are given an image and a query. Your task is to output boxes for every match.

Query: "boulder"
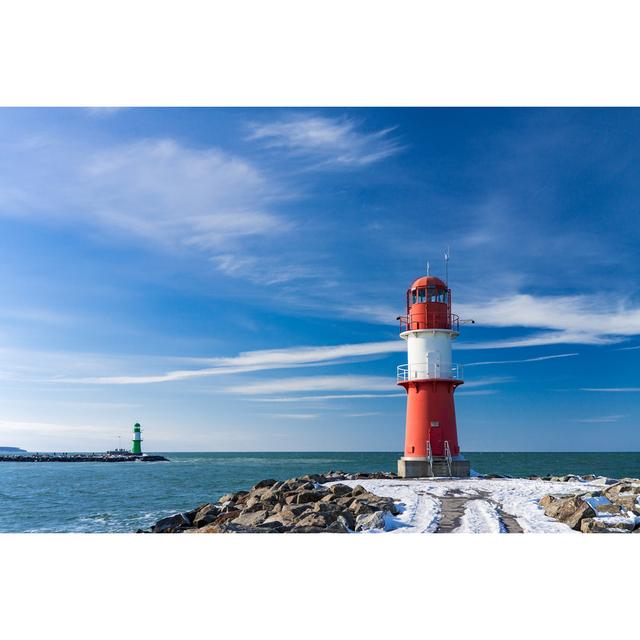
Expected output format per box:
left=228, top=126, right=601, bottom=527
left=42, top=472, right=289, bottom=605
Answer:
left=231, top=510, right=269, bottom=528
left=547, top=496, right=596, bottom=530
left=337, top=512, right=355, bottom=530
left=218, top=490, right=248, bottom=505
left=288, top=525, right=325, bottom=533
left=281, top=503, right=311, bottom=517
left=580, top=518, right=636, bottom=533
left=326, top=519, right=349, bottom=533
left=328, top=483, right=353, bottom=497
left=263, top=510, right=298, bottom=527
left=152, top=512, right=192, bottom=533
left=192, top=504, right=221, bottom=528
left=208, top=510, right=242, bottom=528
left=355, top=511, right=386, bottom=532
left=296, top=513, right=331, bottom=528
left=349, top=499, right=380, bottom=516
left=295, top=490, right=325, bottom=504
left=250, top=478, right=278, bottom=491
left=351, top=485, right=367, bottom=496
left=604, top=481, right=640, bottom=511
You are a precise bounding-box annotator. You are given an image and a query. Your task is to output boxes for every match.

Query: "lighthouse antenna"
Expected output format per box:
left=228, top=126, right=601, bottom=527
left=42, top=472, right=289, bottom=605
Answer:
left=444, top=246, right=450, bottom=286
left=426, top=260, right=430, bottom=276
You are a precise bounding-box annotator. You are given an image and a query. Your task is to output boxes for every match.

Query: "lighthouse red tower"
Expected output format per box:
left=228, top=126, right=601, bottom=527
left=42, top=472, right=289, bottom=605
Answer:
left=397, top=274, right=470, bottom=477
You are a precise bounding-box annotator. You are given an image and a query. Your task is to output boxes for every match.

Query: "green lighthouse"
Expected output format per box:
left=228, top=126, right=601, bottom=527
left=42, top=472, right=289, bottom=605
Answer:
left=131, top=422, right=143, bottom=455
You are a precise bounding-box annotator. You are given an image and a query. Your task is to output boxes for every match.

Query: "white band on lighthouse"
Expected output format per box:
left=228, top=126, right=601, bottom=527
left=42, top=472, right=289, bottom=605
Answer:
left=400, top=328, right=459, bottom=381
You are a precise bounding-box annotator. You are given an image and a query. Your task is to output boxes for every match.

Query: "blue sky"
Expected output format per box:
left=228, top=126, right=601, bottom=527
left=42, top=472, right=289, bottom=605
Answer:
left=0, top=107, right=639, bottom=451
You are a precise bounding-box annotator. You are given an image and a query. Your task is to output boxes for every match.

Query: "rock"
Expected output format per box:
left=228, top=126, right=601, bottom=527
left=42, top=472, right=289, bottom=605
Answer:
left=558, top=497, right=596, bottom=530
left=351, top=485, right=367, bottom=496
left=297, top=513, right=331, bottom=528
left=231, top=510, right=269, bottom=528
left=295, top=490, right=324, bottom=504
left=263, top=511, right=298, bottom=527
left=250, top=478, right=278, bottom=491
left=208, top=510, right=242, bottom=528
left=580, top=518, right=636, bottom=533
left=328, top=483, right=353, bottom=497
left=337, top=512, right=355, bottom=530
left=355, top=511, right=387, bottom=532
left=218, top=490, right=248, bottom=505
left=279, top=479, right=307, bottom=492
left=152, top=512, right=192, bottom=533
left=326, top=519, right=349, bottom=533
left=192, top=504, right=221, bottom=528
left=335, top=495, right=355, bottom=508
left=288, top=525, right=325, bottom=533
left=604, top=481, right=640, bottom=511
left=349, top=499, right=380, bottom=516
left=281, top=503, right=311, bottom=517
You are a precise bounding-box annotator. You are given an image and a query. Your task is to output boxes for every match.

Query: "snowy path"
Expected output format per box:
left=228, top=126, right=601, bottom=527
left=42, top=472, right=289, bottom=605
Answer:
left=326, top=477, right=603, bottom=533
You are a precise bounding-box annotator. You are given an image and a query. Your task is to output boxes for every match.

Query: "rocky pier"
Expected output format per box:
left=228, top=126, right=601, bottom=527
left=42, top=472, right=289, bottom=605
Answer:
left=148, top=471, right=400, bottom=534
left=0, top=453, right=169, bottom=462
left=147, top=471, right=640, bottom=534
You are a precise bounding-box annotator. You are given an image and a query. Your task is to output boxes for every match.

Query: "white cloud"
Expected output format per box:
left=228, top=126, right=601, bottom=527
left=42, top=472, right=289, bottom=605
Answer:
left=68, top=341, right=404, bottom=385
left=225, top=375, right=393, bottom=395
left=250, top=393, right=404, bottom=402
left=231, top=374, right=508, bottom=397
left=81, top=138, right=283, bottom=249
left=580, top=388, right=640, bottom=393
left=262, top=413, right=319, bottom=420
left=464, top=353, right=579, bottom=366
left=0, top=137, right=289, bottom=282
left=456, top=294, right=640, bottom=343
left=573, top=415, right=626, bottom=423
left=247, top=115, right=402, bottom=167
left=354, top=293, right=640, bottom=348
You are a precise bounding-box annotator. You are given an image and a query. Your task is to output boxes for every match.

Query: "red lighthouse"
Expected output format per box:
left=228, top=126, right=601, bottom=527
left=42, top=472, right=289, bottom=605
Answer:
left=396, top=273, right=470, bottom=477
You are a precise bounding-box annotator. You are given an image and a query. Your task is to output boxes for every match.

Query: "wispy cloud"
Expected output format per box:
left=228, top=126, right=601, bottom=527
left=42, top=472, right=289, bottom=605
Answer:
left=261, top=413, right=319, bottom=420
left=580, top=388, right=640, bottom=393
left=456, top=294, right=640, bottom=346
left=0, top=136, right=293, bottom=285
left=67, top=341, right=404, bottom=385
left=235, top=374, right=509, bottom=397
left=225, top=375, right=393, bottom=395
left=249, top=393, right=404, bottom=403
left=247, top=115, right=403, bottom=167
left=573, top=415, right=626, bottom=423
left=464, top=353, right=579, bottom=366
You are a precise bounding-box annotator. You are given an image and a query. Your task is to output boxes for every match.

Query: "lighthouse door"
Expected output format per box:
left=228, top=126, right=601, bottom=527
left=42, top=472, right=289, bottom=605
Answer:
left=426, top=352, right=441, bottom=379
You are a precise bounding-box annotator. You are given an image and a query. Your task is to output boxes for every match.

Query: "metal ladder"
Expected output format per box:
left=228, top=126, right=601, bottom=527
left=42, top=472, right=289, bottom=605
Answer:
left=426, top=441, right=434, bottom=477
left=444, top=440, right=453, bottom=477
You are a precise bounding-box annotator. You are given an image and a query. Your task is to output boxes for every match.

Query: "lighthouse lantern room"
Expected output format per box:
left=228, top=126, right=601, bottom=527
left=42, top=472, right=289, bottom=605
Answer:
left=396, top=274, right=471, bottom=478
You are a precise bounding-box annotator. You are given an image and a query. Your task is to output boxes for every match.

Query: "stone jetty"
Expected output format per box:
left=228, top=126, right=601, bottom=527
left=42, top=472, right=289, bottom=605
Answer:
left=148, top=471, right=399, bottom=533
left=147, top=471, right=640, bottom=534
left=0, top=453, right=168, bottom=462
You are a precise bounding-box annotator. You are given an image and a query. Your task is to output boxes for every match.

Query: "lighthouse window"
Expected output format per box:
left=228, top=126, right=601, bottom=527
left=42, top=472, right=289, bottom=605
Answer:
left=411, top=289, right=417, bottom=304
left=427, top=288, right=448, bottom=303
left=417, top=288, right=426, bottom=303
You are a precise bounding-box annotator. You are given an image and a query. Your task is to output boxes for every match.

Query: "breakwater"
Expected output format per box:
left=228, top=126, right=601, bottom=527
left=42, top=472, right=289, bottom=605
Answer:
left=0, top=453, right=168, bottom=462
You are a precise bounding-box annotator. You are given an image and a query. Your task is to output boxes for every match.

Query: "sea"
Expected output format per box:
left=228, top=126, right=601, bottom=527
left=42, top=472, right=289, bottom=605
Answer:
left=0, top=451, right=639, bottom=533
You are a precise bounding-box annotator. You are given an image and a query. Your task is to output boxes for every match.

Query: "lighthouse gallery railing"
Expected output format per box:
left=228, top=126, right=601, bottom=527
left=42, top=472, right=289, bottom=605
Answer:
left=397, top=363, right=463, bottom=383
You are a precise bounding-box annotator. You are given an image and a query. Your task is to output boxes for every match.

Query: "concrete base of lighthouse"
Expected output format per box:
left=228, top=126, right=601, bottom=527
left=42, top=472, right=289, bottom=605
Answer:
left=398, top=457, right=471, bottom=478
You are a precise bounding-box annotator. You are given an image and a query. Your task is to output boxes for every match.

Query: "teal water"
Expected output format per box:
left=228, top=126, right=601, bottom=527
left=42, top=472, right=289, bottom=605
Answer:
left=0, top=451, right=638, bottom=533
